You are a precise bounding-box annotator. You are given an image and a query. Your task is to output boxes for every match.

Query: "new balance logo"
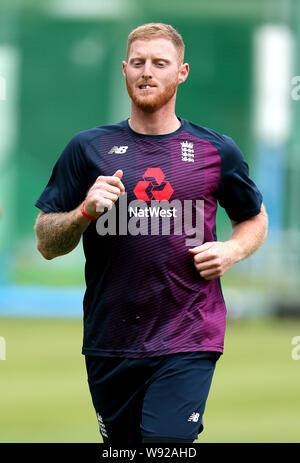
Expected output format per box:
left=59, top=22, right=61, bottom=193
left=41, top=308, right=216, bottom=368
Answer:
left=96, top=412, right=108, bottom=438
left=108, top=145, right=128, bottom=154
left=188, top=412, right=200, bottom=422
left=181, top=141, right=194, bottom=162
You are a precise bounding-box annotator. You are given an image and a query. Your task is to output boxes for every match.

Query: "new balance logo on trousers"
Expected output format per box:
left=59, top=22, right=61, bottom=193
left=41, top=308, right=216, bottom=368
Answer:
left=96, top=412, right=108, bottom=438
left=188, top=412, right=200, bottom=422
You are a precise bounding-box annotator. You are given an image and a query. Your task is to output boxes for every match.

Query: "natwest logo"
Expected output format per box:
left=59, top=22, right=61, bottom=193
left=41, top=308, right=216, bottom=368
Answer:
left=133, top=168, right=174, bottom=201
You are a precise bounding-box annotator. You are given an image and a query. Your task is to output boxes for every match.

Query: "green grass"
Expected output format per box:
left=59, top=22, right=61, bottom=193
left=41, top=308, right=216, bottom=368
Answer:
left=0, top=318, right=99, bottom=442
left=0, top=317, right=299, bottom=443
left=199, top=318, right=300, bottom=443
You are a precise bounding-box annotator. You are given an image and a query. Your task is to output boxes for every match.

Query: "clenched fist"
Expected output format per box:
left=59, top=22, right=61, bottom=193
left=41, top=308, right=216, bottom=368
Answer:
left=84, top=169, right=125, bottom=217
left=188, top=241, right=239, bottom=280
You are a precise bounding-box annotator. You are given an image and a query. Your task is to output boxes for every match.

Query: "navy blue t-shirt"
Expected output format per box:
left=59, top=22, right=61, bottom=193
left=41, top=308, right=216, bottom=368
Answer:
left=35, top=118, right=262, bottom=357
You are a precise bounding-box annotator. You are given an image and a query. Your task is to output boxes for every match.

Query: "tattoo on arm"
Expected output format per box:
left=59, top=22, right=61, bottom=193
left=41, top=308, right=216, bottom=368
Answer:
left=34, top=208, right=89, bottom=259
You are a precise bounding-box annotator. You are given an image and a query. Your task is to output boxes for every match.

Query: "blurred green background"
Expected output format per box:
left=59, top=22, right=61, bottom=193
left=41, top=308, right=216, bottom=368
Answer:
left=0, top=0, right=300, bottom=443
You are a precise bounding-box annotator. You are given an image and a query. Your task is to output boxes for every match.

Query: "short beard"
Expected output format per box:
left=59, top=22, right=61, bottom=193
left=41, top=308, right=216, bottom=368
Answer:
left=126, top=78, right=178, bottom=113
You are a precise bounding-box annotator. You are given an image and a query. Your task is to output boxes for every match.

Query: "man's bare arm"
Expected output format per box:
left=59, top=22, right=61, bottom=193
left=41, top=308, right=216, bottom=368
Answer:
left=189, top=203, right=268, bottom=280
left=35, top=169, right=125, bottom=260
left=228, top=202, right=268, bottom=262
left=34, top=207, right=90, bottom=260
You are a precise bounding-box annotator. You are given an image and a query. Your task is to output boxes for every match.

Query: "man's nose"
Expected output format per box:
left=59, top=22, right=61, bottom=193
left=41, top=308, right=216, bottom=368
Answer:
left=142, top=61, right=153, bottom=79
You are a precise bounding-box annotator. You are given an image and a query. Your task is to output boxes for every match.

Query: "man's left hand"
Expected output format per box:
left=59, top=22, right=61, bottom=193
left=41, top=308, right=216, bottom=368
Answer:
left=188, top=241, right=239, bottom=280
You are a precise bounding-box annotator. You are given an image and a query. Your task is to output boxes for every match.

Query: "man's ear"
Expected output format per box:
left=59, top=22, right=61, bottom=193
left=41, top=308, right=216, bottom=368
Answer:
left=178, top=63, right=189, bottom=84
left=122, top=61, right=127, bottom=78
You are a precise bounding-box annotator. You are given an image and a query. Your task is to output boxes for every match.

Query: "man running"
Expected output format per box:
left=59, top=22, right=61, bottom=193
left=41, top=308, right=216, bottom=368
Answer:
left=34, top=23, right=268, bottom=444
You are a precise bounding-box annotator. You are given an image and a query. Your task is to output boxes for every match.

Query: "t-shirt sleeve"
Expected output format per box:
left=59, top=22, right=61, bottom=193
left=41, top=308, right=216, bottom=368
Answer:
left=35, top=133, right=89, bottom=213
left=215, top=135, right=263, bottom=222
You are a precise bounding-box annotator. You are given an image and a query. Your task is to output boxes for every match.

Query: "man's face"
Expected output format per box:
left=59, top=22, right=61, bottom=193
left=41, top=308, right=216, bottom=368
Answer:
left=123, top=38, right=188, bottom=113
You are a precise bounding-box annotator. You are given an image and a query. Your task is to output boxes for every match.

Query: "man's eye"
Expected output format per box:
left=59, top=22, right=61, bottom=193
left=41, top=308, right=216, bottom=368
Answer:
left=134, top=62, right=143, bottom=67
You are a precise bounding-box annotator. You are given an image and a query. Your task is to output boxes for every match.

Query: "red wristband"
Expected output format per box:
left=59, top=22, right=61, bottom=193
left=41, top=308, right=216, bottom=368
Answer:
left=80, top=201, right=100, bottom=220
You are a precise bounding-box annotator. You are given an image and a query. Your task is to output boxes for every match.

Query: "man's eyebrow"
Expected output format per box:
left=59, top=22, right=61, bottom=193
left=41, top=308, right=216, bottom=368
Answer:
left=129, top=56, right=171, bottom=63
left=153, top=58, right=171, bottom=63
left=129, top=56, right=144, bottom=62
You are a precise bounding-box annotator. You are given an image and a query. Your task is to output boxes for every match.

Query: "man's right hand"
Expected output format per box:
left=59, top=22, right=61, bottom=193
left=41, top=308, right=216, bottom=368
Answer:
left=84, top=169, right=125, bottom=216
